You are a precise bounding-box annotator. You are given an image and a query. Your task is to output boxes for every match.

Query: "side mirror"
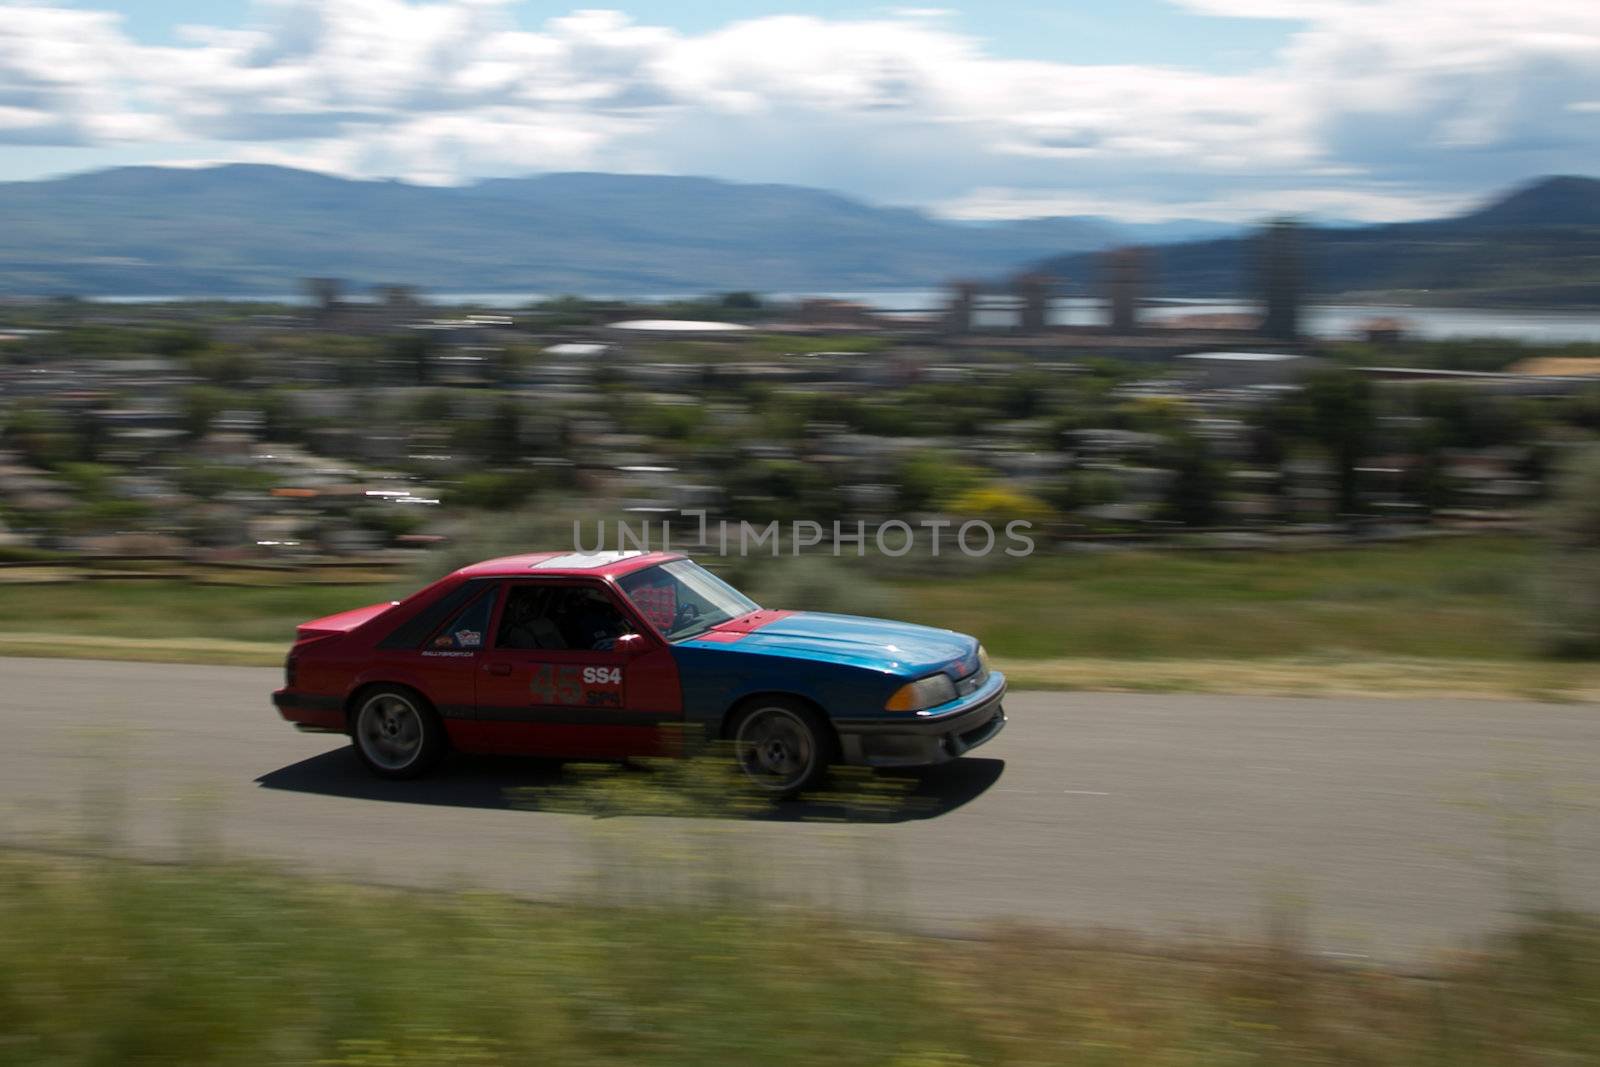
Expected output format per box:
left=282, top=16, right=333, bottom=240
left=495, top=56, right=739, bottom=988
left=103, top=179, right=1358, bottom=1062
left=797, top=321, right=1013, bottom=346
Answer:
left=614, top=632, right=647, bottom=656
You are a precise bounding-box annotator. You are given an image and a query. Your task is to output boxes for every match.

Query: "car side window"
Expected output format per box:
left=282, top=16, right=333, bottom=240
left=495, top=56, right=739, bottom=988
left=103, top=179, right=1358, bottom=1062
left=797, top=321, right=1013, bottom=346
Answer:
left=428, top=589, right=494, bottom=651
left=497, top=583, right=637, bottom=652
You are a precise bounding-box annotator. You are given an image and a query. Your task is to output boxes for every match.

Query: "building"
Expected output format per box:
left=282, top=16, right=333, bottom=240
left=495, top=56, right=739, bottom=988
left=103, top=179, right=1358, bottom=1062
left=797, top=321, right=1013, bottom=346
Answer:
left=1177, top=351, right=1322, bottom=389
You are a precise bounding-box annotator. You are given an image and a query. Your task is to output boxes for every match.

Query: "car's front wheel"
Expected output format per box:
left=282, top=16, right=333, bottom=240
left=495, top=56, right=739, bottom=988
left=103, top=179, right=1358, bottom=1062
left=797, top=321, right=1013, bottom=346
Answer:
left=731, top=699, right=834, bottom=797
left=351, top=686, right=445, bottom=779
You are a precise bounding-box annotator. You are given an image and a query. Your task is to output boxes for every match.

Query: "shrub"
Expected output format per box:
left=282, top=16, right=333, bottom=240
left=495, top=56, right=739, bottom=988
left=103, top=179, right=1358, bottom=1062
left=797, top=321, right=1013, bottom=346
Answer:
left=1535, top=445, right=1600, bottom=656
left=943, top=485, right=1053, bottom=525
left=720, top=554, right=897, bottom=618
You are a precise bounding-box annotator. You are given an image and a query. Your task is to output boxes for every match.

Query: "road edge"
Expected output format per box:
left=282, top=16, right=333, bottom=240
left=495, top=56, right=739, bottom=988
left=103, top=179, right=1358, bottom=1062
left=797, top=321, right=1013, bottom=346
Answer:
left=0, top=633, right=1594, bottom=701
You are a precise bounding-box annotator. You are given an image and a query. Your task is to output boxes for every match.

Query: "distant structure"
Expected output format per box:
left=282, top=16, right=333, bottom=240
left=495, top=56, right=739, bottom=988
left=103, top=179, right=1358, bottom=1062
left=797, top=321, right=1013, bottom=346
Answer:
left=945, top=280, right=979, bottom=335
left=300, top=278, right=432, bottom=334
left=1507, top=357, right=1600, bottom=378
left=375, top=284, right=421, bottom=330
left=789, top=298, right=882, bottom=329
left=1359, top=316, right=1407, bottom=344
left=1101, top=247, right=1148, bottom=333
left=1013, top=272, right=1056, bottom=333
left=932, top=222, right=1315, bottom=358
left=1257, top=219, right=1302, bottom=342
left=605, top=319, right=753, bottom=340
left=376, top=284, right=419, bottom=311
left=303, top=277, right=344, bottom=329
left=1178, top=350, right=1321, bottom=389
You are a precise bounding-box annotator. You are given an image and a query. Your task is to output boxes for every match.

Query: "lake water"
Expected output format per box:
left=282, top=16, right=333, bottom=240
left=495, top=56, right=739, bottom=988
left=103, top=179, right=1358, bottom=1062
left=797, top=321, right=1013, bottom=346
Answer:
left=96, top=290, right=1600, bottom=344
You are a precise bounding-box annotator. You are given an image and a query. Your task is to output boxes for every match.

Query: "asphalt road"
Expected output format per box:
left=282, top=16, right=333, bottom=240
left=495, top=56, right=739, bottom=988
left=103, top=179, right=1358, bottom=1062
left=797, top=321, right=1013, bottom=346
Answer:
left=4, top=656, right=1600, bottom=963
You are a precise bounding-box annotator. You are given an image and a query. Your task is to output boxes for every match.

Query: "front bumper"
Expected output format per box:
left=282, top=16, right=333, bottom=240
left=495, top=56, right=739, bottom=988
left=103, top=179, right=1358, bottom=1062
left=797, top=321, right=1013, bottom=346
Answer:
left=833, top=671, right=1007, bottom=768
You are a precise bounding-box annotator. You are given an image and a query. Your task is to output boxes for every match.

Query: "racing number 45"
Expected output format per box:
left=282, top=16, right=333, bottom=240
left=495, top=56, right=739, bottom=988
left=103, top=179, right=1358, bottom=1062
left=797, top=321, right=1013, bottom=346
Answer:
left=528, top=663, right=624, bottom=705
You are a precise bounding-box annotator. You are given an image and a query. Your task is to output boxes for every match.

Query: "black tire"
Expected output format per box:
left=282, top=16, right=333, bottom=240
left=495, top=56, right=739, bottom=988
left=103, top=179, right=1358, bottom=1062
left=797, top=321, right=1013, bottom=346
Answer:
left=728, top=698, right=836, bottom=798
left=349, top=685, right=446, bottom=780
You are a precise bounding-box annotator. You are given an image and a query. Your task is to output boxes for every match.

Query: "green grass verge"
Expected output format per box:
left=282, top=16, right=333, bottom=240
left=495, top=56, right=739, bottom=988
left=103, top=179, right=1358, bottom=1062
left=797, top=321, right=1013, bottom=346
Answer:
left=0, top=538, right=1578, bottom=697
left=892, top=536, right=1536, bottom=661
left=0, top=581, right=387, bottom=645
left=3, top=849, right=1599, bottom=1066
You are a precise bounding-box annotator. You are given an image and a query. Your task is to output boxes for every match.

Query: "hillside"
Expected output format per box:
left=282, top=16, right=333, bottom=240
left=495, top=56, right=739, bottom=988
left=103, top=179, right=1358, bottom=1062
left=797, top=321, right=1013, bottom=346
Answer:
left=1038, top=176, right=1600, bottom=306
left=3, top=165, right=1594, bottom=302
left=0, top=165, right=1153, bottom=297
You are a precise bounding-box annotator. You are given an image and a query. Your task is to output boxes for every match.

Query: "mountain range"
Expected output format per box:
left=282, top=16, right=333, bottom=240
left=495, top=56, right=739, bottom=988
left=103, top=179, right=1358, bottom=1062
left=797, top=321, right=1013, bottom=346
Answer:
left=1038, top=175, right=1600, bottom=307
left=0, top=165, right=1594, bottom=303
left=0, top=165, right=1231, bottom=298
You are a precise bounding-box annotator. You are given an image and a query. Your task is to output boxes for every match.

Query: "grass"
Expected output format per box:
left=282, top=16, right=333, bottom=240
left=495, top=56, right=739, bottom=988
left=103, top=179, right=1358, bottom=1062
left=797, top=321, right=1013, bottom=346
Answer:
left=998, top=655, right=1600, bottom=702
left=0, top=581, right=386, bottom=645
left=0, top=633, right=288, bottom=667
left=0, top=537, right=1573, bottom=696
left=3, top=848, right=1600, bottom=1066
left=893, top=537, right=1535, bottom=661
left=2, top=633, right=1597, bottom=701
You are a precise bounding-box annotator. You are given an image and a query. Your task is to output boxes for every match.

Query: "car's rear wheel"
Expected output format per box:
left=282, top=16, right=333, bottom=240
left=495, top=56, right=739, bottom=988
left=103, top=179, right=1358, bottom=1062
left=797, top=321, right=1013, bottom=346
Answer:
left=351, top=686, right=445, bottom=779
left=731, top=699, right=834, bottom=797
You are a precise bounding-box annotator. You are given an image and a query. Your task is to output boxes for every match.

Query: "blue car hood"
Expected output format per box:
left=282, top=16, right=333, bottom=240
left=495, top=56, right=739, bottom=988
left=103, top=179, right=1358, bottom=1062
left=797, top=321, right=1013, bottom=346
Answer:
left=700, top=611, right=978, bottom=678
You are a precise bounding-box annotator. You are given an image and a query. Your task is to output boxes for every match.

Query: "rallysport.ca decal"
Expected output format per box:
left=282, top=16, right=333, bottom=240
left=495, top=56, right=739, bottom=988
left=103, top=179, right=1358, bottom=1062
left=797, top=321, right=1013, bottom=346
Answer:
left=529, top=663, right=624, bottom=707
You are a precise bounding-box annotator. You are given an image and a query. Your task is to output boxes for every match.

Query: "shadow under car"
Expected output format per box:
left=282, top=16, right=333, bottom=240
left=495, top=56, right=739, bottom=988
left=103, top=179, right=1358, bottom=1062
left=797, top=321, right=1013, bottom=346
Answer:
left=256, top=746, right=1005, bottom=824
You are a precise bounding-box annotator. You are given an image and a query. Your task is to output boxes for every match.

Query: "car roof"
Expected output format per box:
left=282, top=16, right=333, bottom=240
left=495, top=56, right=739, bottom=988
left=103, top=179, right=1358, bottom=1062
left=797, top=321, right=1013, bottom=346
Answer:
left=454, top=550, right=684, bottom=579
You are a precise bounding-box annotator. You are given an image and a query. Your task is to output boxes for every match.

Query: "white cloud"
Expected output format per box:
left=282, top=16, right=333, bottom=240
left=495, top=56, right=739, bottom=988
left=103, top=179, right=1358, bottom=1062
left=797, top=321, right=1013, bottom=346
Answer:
left=939, top=184, right=1482, bottom=224
left=0, top=4, right=175, bottom=144
left=0, top=0, right=1596, bottom=220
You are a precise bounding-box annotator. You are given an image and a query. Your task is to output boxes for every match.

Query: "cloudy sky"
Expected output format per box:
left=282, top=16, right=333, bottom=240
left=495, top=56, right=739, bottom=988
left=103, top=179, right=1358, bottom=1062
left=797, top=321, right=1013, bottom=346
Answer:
left=3, top=0, right=1598, bottom=222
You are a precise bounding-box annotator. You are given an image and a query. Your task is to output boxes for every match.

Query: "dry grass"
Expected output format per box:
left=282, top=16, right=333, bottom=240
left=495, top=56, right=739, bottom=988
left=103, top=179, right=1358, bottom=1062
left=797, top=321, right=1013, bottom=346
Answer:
left=998, top=655, right=1600, bottom=702
left=2, top=640, right=1598, bottom=702
left=0, top=633, right=282, bottom=667
left=895, top=537, right=1533, bottom=661
left=4, top=849, right=1600, bottom=1066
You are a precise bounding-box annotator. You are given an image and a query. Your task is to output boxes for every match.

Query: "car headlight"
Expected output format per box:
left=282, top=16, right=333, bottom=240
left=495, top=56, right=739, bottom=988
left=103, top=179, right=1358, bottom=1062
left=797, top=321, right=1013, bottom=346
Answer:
left=885, top=673, right=958, bottom=712
left=977, top=645, right=991, bottom=672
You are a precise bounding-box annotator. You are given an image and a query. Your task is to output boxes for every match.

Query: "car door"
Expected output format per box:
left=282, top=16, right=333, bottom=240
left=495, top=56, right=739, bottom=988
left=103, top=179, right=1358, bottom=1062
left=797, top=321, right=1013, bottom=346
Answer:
left=472, top=577, right=683, bottom=757
left=362, top=579, right=498, bottom=748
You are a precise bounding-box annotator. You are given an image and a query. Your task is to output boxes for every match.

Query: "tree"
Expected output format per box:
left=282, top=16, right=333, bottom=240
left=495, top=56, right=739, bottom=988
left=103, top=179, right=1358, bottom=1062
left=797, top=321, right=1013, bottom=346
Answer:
left=486, top=397, right=524, bottom=464
left=179, top=385, right=231, bottom=439
left=2, top=404, right=74, bottom=467
left=388, top=332, right=434, bottom=386
left=1536, top=445, right=1600, bottom=656
left=1044, top=470, right=1121, bottom=515
left=1302, top=367, right=1374, bottom=516
left=1160, top=433, right=1225, bottom=527
left=895, top=450, right=979, bottom=512
left=997, top=368, right=1054, bottom=420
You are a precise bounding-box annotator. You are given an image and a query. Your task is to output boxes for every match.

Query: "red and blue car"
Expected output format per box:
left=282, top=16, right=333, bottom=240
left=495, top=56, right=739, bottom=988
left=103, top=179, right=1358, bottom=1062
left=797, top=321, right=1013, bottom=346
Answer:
left=273, top=551, right=1006, bottom=794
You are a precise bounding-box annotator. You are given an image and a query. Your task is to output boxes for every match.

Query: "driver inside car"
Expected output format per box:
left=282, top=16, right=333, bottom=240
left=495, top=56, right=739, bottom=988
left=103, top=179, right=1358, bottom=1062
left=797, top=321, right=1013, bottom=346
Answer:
left=499, top=588, right=565, bottom=649
left=566, top=587, right=634, bottom=651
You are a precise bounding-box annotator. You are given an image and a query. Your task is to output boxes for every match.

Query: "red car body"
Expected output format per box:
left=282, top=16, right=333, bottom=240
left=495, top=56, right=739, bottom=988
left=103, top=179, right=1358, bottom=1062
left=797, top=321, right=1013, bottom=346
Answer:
left=275, top=551, right=691, bottom=759
left=273, top=550, right=1006, bottom=787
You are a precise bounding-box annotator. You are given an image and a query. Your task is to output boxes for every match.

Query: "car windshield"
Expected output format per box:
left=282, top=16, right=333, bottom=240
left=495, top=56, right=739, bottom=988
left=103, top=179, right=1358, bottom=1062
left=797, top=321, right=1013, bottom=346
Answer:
left=618, top=559, right=759, bottom=642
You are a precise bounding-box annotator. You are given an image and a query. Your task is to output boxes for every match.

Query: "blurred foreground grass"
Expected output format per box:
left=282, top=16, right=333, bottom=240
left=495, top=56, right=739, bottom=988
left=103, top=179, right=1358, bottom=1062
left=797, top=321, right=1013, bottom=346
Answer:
left=0, top=537, right=1573, bottom=696
left=4, top=848, right=1600, bottom=1066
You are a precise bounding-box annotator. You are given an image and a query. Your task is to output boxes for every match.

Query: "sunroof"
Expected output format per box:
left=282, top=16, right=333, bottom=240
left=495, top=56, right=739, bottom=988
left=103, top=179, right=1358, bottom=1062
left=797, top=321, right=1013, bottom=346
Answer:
left=532, top=551, right=647, bottom=570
